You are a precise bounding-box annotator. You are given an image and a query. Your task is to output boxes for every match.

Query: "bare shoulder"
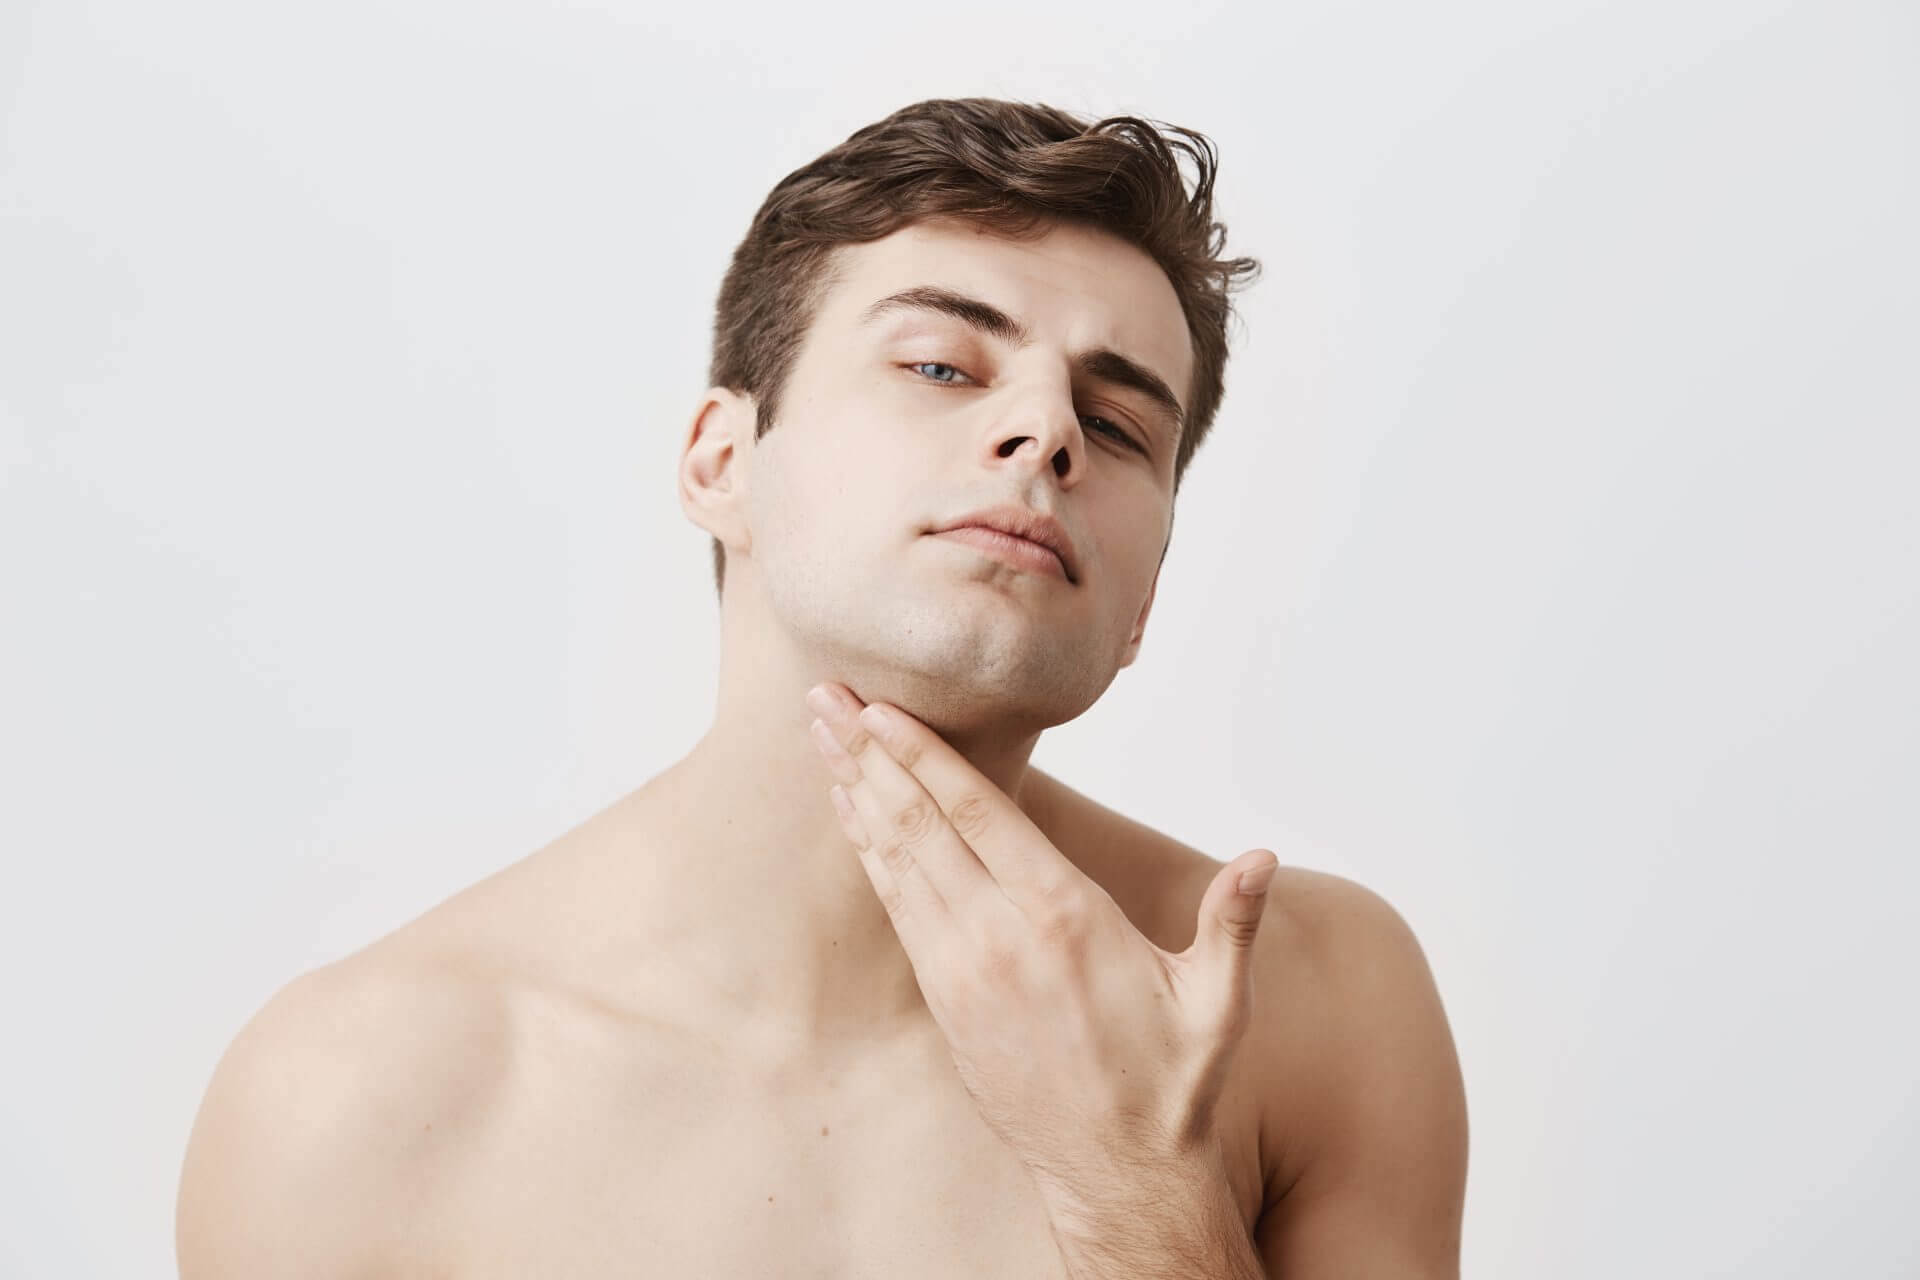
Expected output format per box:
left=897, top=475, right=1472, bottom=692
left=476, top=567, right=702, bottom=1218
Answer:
left=1068, top=787, right=1454, bottom=1070
left=1046, top=774, right=1464, bottom=1264
left=1244, top=866, right=1469, bottom=1275
left=1037, top=774, right=1411, bottom=963
left=176, top=944, right=515, bottom=1276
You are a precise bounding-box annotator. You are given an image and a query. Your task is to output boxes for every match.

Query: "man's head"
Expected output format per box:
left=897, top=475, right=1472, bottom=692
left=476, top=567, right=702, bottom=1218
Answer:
left=678, top=98, right=1258, bottom=736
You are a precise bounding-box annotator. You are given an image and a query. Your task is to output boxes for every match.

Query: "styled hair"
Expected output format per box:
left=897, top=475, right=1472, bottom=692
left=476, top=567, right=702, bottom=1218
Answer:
left=704, top=97, right=1260, bottom=594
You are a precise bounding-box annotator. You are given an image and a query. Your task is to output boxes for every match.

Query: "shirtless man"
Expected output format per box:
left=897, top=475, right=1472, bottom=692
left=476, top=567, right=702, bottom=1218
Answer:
left=177, top=98, right=1467, bottom=1277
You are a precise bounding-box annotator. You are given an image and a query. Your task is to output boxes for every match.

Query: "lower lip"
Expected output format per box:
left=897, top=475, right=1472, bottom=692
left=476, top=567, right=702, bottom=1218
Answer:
left=932, top=526, right=1070, bottom=580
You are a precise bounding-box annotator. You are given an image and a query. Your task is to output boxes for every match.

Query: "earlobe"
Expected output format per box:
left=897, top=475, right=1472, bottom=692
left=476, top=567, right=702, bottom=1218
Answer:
left=678, top=388, right=754, bottom=551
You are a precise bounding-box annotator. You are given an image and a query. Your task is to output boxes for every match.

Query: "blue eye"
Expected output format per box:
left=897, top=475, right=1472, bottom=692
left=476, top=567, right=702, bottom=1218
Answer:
left=906, top=362, right=1142, bottom=453
left=909, top=362, right=969, bottom=384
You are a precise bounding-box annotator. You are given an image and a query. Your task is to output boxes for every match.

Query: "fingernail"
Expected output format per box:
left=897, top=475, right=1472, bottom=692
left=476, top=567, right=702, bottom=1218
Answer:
left=1237, top=861, right=1277, bottom=896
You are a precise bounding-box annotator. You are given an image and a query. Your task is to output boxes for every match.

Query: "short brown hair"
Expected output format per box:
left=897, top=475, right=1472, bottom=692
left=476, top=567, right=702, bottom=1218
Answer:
left=704, top=97, right=1260, bottom=594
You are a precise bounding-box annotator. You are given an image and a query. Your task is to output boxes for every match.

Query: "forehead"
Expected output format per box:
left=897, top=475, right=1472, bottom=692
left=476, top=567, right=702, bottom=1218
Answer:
left=814, top=217, right=1194, bottom=403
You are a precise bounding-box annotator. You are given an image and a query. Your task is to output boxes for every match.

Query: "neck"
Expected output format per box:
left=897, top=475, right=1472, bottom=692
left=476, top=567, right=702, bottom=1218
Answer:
left=622, top=598, right=1065, bottom=1057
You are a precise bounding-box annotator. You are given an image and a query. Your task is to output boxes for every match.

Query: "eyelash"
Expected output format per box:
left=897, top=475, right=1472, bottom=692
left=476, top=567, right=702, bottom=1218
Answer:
left=902, top=361, right=1143, bottom=453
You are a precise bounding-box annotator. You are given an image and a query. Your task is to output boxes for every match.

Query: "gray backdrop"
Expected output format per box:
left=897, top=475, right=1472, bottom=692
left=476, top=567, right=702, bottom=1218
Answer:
left=3, top=0, right=1915, bottom=1275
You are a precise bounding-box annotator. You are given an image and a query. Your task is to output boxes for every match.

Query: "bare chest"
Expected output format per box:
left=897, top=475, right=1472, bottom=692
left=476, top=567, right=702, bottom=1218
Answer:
left=400, top=998, right=1269, bottom=1279
left=384, top=782, right=1275, bottom=1275
left=408, top=1014, right=1085, bottom=1278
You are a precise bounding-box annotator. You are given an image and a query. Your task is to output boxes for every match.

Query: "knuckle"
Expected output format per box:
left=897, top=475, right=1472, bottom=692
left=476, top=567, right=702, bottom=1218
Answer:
left=1218, top=914, right=1262, bottom=949
left=876, top=837, right=915, bottom=877
left=949, top=793, right=993, bottom=840
left=1034, top=903, right=1085, bottom=945
left=892, top=800, right=936, bottom=843
left=1046, top=877, right=1089, bottom=915
left=890, top=736, right=924, bottom=770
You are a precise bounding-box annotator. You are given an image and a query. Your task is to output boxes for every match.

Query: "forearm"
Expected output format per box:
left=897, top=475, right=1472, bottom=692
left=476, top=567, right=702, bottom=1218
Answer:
left=1038, top=1146, right=1265, bottom=1280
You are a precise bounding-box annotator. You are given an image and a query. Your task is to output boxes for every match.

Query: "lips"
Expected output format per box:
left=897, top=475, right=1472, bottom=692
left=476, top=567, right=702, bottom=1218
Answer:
left=934, top=525, right=1070, bottom=580
left=930, top=504, right=1079, bottom=583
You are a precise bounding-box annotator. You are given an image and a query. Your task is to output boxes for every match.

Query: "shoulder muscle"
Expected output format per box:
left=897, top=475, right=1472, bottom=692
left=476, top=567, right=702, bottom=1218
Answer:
left=175, top=957, right=512, bottom=1277
left=1253, top=869, right=1468, bottom=1278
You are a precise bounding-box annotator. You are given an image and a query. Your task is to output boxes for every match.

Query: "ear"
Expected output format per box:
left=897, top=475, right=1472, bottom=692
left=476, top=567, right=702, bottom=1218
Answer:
left=1115, top=563, right=1160, bottom=670
left=678, top=387, right=756, bottom=558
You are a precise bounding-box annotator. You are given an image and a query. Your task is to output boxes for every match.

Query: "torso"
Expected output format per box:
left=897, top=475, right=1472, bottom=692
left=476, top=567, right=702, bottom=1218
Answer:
left=334, top=769, right=1297, bottom=1277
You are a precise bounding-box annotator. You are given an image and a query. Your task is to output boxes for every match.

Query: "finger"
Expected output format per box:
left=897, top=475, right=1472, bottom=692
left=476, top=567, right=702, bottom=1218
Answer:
left=807, top=685, right=1004, bottom=911
left=854, top=700, right=1086, bottom=920
left=807, top=714, right=954, bottom=945
left=826, top=782, right=913, bottom=931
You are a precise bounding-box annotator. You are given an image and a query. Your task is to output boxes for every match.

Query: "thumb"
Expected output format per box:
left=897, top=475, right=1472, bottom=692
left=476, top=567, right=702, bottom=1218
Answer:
left=1211, top=849, right=1277, bottom=950
left=1188, top=850, right=1277, bottom=1017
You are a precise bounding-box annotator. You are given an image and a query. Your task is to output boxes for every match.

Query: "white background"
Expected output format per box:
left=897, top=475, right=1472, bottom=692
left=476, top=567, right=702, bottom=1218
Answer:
left=4, top=1, right=1915, bottom=1275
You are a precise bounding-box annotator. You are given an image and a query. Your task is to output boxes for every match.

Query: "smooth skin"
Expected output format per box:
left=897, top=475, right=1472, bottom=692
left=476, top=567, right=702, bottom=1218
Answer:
left=177, top=215, right=1466, bottom=1277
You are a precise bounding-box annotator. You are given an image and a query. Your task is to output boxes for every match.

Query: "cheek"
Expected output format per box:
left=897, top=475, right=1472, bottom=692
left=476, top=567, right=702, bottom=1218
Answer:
left=1100, top=490, right=1170, bottom=556
left=812, top=407, right=935, bottom=496
left=757, top=418, right=909, bottom=548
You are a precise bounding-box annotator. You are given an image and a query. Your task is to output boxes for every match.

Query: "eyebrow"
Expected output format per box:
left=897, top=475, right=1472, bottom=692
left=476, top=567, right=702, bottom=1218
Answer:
left=857, top=285, right=1187, bottom=447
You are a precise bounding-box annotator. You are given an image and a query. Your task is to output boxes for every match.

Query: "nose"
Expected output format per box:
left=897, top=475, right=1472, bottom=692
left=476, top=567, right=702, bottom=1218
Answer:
left=986, top=384, right=1085, bottom=483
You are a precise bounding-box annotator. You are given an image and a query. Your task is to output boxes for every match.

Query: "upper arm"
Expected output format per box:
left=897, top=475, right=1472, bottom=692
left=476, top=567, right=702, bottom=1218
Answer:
left=175, top=960, right=506, bottom=1278
left=1252, top=873, right=1468, bottom=1279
